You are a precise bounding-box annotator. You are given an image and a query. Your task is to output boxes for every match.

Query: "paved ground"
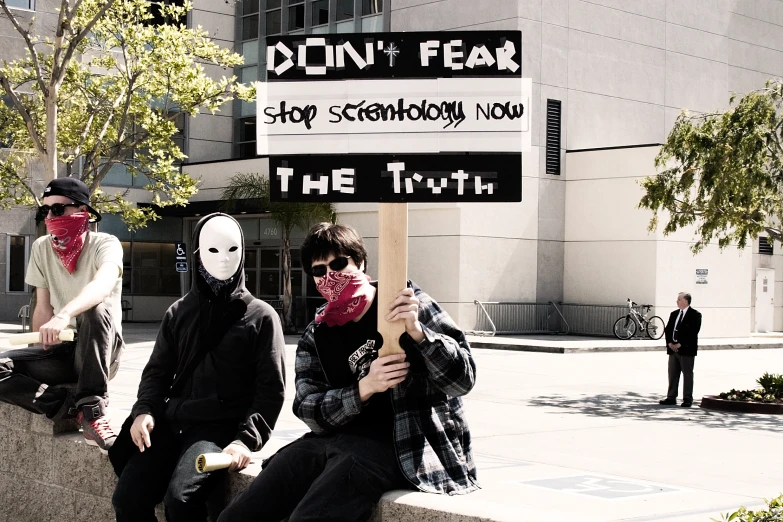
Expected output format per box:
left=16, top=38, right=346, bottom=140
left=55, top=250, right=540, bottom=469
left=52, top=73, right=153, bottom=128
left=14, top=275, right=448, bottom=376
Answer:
left=1, top=322, right=782, bottom=521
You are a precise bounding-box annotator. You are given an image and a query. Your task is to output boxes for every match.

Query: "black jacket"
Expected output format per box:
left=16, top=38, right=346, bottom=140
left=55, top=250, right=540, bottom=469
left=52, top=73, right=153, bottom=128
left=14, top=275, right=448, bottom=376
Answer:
left=130, top=213, right=286, bottom=451
left=664, top=307, right=702, bottom=357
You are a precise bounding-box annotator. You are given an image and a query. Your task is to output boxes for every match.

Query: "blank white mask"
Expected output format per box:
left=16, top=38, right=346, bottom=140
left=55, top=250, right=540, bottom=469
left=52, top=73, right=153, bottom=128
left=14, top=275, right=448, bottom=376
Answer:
left=198, top=216, right=242, bottom=281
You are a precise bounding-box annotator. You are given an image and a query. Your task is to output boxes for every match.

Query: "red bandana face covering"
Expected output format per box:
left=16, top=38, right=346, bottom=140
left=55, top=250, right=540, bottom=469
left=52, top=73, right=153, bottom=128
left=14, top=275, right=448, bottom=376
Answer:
left=315, top=270, right=374, bottom=327
left=45, top=212, right=90, bottom=274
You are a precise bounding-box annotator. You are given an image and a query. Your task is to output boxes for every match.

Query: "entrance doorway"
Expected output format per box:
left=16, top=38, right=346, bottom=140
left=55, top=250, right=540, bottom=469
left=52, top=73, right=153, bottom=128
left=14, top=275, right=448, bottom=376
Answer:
left=244, top=247, right=281, bottom=299
left=755, top=268, right=775, bottom=332
left=244, top=246, right=313, bottom=327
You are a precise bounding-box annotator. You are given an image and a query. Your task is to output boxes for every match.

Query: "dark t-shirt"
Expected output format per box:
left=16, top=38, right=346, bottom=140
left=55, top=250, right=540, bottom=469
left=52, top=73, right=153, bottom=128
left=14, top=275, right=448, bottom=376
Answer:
left=313, top=293, right=395, bottom=443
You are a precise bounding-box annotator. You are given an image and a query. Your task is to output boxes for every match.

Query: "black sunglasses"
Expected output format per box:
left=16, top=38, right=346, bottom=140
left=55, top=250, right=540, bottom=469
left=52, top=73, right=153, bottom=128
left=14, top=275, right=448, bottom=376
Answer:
left=39, top=203, right=82, bottom=217
left=310, top=257, right=350, bottom=277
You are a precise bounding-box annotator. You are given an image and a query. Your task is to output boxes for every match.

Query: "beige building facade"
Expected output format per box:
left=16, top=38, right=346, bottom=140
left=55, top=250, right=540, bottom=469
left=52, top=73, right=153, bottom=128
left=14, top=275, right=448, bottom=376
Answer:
left=3, top=0, right=783, bottom=337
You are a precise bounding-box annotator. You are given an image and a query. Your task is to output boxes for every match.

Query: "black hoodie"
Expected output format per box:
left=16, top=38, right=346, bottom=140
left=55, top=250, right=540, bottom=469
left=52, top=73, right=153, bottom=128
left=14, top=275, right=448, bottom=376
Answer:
left=130, top=213, right=286, bottom=451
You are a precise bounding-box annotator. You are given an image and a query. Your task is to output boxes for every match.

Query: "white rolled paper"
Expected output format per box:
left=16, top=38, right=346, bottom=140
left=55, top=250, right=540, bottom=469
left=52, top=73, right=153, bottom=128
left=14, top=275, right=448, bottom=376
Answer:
left=8, top=329, right=75, bottom=346
left=195, top=452, right=233, bottom=473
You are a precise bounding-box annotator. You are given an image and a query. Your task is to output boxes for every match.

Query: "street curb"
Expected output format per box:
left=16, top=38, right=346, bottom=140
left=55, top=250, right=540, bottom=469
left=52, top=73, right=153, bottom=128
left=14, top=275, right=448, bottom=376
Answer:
left=469, top=341, right=783, bottom=354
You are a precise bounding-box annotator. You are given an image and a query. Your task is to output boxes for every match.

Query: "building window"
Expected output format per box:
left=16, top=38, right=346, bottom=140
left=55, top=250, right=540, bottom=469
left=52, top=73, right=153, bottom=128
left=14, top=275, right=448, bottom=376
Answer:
left=124, top=242, right=180, bottom=295
left=759, top=236, right=774, bottom=255
left=242, top=0, right=260, bottom=40
left=6, top=0, right=33, bottom=10
left=6, top=235, right=29, bottom=293
left=266, top=0, right=282, bottom=35
left=362, top=0, right=382, bottom=15
left=288, top=0, right=304, bottom=31
left=171, top=110, right=186, bottom=159
left=238, top=117, right=257, bottom=158
left=311, top=0, right=328, bottom=26
left=336, top=0, right=353, bottom=21
left=147, top=0, right=186, bottom=26
left=545, top=99, right=562, bottom=175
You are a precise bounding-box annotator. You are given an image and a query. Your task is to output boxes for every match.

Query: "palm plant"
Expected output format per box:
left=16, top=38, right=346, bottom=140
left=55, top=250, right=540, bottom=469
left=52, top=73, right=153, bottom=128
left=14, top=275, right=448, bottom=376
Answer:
left=221, top=173, right=335, bottom=333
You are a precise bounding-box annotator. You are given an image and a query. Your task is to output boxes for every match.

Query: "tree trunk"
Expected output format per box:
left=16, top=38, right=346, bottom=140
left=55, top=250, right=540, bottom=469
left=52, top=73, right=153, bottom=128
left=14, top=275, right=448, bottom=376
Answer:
left=281, top=231, right=295, bottom=333
left=44, top=90, right=58, bottom=183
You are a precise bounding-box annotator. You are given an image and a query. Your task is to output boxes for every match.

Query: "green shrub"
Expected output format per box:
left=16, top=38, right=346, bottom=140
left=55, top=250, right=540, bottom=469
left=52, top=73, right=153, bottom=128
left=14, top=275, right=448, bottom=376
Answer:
left=757, top=373, right=783, bottom=396
left=718, top=373, right=783, bottom=403
left=713, top=494, right=783, bottom=522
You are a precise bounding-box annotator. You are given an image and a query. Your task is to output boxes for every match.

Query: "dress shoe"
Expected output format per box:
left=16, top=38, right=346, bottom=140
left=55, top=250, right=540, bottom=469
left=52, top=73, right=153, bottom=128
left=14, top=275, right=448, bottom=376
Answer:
left=659, top=398, right=677, bottom=405
left=681, top=401, right=693, bottom=408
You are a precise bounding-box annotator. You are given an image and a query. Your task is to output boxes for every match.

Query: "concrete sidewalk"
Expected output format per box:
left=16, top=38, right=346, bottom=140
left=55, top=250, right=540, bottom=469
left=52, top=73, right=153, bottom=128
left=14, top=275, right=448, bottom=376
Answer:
left=1, top=321, right=782, bottom=521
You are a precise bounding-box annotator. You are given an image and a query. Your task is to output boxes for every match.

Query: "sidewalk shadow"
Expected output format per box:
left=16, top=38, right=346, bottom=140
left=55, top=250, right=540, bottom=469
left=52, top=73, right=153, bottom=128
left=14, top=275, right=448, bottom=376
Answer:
left=528, top=391, right=783, bottom=433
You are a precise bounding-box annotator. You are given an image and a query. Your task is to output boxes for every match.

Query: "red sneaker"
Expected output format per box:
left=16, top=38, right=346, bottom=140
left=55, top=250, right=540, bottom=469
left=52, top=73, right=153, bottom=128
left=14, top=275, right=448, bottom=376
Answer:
left=76, top=411, right=117, bottom=452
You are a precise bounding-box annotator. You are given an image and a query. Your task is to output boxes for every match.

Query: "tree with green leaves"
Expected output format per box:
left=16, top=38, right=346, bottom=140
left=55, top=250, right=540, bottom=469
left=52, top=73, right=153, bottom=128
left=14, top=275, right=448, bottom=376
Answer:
left=221, top=173, right=336, bottom=333
left=0, top=0, right=254, bottom=229
left=639, top=79, right=783, bottom=253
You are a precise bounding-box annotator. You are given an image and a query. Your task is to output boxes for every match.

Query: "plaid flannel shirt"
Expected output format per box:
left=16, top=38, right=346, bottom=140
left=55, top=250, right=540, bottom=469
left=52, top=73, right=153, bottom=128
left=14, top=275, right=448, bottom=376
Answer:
left=293, top=281, right=479, bottom=495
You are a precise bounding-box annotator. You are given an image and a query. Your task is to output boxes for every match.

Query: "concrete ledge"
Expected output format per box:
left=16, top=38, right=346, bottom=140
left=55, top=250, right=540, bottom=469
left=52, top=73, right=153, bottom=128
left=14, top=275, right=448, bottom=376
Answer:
left=468, top=336, right=783, bottom=354
left=0, top=403, right=505, bottom=522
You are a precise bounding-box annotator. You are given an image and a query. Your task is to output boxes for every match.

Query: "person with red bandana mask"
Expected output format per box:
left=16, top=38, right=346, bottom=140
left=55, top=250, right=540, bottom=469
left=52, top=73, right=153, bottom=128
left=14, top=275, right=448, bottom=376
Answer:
left=218, top=223, right=478, bottom=522
left=0, top=178, right=124, bottom=452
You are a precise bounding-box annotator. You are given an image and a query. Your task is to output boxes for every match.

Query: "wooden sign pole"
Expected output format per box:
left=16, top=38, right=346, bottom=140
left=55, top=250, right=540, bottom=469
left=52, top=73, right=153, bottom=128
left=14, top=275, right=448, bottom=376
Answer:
left=377, top=202, right=408, bottom=356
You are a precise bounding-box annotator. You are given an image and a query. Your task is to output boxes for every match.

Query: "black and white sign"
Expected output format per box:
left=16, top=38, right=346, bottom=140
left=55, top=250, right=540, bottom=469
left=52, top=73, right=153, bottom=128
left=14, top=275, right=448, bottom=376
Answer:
left=266, top=31, right=522, bottom=81
left=270, top=154, right=521, bottom=203
left=260, top=31, right=528, bottom=203
left=696, top=268, right=708, bottom=285
left=258, top=77, right=530, bottom=155
left=175, top=242, right=187, bottom=273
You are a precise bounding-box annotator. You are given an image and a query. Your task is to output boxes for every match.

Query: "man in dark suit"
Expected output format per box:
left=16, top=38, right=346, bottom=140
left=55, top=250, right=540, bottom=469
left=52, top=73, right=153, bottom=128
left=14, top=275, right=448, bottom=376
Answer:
left=659, top=292, right=702, bottom=407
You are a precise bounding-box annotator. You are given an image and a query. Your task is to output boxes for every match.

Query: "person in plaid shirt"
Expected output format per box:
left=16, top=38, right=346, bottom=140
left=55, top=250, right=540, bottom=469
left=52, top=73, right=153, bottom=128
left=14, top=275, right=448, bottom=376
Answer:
left=218, top=223, right=478, bottom=522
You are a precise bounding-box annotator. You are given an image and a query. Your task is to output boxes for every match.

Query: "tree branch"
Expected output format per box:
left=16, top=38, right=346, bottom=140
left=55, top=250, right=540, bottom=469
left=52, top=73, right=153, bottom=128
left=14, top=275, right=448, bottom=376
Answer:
left=57, top=0, right=117, bottom=88
left=0, top=0, right=49, bottom=96
left=51, top=0, right=69, bottom=83
left=3, top=157, right=41, bottom=205
left=113, top=76, right=137, bottom=146
left=72, top=109, right=96, bottom=159
left=0, top=70, right=45, bottom=154
left=87, top=84, right=130, bottom=175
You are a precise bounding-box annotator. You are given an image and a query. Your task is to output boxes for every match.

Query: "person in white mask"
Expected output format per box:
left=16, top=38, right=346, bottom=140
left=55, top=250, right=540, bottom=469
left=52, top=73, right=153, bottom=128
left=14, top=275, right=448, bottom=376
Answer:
left=219, top=223, right=478, bottom=522
left=110, top=213, right=286, bottom=522
left=0, top=177, right=124, bottom=451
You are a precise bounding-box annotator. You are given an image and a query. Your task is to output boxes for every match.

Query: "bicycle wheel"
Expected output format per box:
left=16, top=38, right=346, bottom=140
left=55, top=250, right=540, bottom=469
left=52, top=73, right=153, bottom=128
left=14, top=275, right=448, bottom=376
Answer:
left=646, top=316, right=665, bottom=340
left=613, top=316, right=637, bottom=339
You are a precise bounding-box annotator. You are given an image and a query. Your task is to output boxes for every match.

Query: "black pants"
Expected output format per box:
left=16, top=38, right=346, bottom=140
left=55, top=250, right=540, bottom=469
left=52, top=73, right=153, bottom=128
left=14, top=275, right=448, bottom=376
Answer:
left=0, top=303, right=123, bottom=418
left=667, top=352, right=695, bottom=402
left=217, top=433, right=410, bottom=522
left=113, top=421, right=237, bottom=522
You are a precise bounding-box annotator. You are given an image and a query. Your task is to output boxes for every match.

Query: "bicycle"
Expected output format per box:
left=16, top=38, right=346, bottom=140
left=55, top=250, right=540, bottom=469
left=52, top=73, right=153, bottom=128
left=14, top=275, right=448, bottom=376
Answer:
left=613, top=298, right=665, bottom=340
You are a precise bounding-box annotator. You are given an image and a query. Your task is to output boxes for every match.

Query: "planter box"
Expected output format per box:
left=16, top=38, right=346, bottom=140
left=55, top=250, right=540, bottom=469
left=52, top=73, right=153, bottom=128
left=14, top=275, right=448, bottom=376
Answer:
left=700, top=395, right=783, bottom=414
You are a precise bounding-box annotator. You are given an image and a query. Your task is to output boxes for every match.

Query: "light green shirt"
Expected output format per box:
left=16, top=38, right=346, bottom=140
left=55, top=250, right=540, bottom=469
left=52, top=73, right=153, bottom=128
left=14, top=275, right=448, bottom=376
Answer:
left=25, top=231, right=124, bottom=336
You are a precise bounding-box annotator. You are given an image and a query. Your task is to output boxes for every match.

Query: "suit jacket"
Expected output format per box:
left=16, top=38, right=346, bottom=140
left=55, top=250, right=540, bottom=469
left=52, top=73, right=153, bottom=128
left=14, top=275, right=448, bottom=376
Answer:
left=664, top=307, right=702, bottom=356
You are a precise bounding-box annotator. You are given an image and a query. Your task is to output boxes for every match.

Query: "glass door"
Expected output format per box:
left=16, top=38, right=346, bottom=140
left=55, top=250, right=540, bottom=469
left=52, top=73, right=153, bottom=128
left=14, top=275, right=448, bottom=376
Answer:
left=258, top=248, right=281, bottom=298
left=244, top=248, right=258, bottom=296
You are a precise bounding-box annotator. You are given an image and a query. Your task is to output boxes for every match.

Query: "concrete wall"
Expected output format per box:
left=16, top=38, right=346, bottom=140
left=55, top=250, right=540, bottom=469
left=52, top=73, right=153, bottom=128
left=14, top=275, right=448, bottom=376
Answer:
left=184, top=157, right=270, bottom=202
left=0, top=403, right=460, bottom=522
left=564, top=147, right=660, bottom=307
left=187, top=0, right=237, bottom=163
left=564, top=146, right=753, bottom=338
left=4, top=0, right=783, bottom=331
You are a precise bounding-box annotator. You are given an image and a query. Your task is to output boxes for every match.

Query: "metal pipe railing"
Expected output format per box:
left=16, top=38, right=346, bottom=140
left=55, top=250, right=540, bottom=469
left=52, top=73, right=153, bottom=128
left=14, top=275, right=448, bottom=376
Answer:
left=469, top=301, right=652, bottom=337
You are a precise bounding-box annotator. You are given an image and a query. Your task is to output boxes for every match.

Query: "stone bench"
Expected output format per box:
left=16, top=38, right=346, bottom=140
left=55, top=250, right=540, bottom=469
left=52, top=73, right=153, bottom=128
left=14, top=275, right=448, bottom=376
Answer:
left=0, top=403, right=515, bottom=522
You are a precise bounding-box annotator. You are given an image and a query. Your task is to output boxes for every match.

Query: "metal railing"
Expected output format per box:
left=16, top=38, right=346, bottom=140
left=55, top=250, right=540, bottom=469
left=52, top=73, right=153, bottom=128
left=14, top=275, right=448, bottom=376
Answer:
left=470, top=301, right=651, bottom=337
left=468, top=301, right=569, bottom=336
